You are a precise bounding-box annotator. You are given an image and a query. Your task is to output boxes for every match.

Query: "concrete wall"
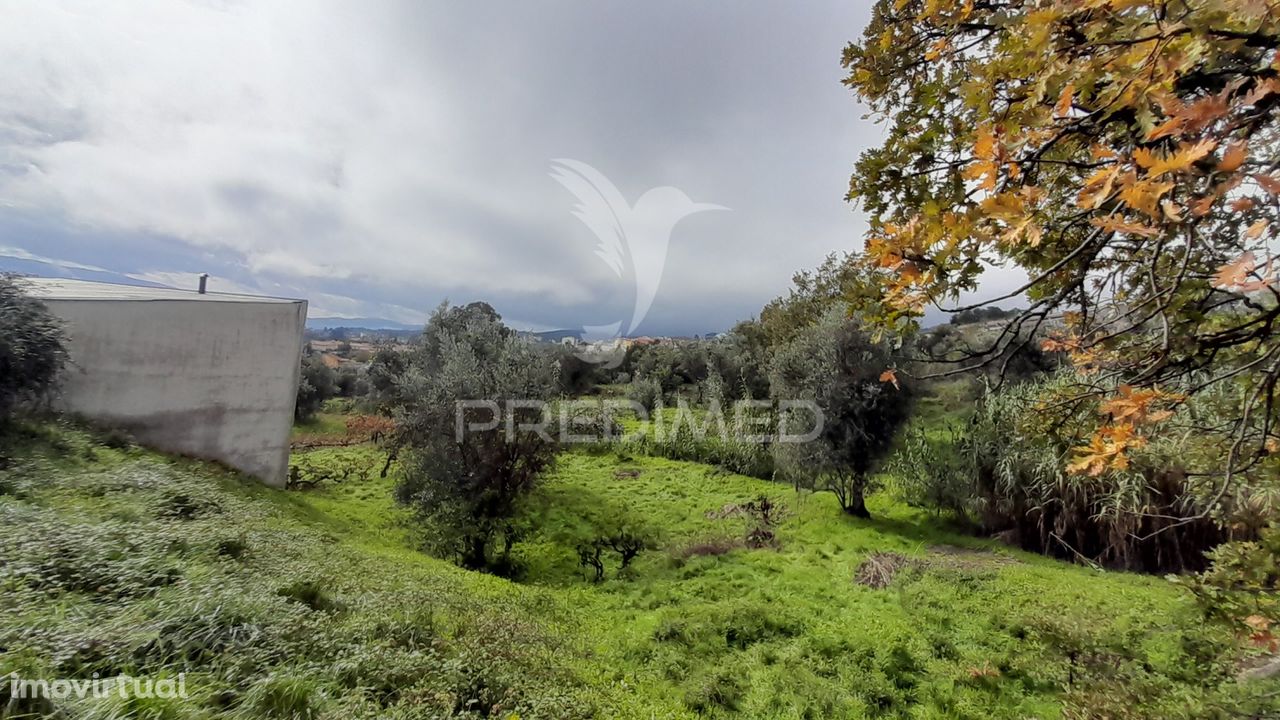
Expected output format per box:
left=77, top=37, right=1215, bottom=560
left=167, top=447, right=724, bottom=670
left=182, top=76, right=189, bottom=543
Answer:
left=42, top=298, right=307, bottom=486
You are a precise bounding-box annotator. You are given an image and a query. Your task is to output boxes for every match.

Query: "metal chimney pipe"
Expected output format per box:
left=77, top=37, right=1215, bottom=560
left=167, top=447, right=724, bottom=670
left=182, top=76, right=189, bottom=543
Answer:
left=198, top=273, right=209, bottom=294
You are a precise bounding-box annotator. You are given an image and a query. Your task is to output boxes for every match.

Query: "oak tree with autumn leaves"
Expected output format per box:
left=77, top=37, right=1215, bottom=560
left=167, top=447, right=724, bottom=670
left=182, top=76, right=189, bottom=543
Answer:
left=845, top=0, right=1280, bottom=499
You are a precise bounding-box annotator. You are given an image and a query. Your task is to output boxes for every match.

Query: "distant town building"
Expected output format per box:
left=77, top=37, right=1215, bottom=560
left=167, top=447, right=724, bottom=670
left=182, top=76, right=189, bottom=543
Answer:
left=26, top=278, right=307, bottom=486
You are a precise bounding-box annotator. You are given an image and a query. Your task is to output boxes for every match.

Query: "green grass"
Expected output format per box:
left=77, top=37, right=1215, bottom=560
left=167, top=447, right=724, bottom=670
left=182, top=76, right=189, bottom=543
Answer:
left=516, top=451, right=1274, bottom=718
left=290, top=412, right=348, bottom=439
left=1, top=419, right=1275, bottom=718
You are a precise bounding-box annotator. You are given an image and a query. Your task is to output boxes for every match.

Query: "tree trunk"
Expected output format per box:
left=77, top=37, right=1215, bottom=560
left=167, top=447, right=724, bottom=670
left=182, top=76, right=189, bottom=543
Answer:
left=842, top=482, right=871, bottom=519
left=461, top=535, right=488, bottom=570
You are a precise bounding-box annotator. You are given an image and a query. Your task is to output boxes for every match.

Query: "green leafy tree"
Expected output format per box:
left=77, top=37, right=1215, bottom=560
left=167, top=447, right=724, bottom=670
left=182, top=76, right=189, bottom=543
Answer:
left=394, top=302, right=559, bottom=571
left=759, top=252, right=885, bottom=349
left=0, top=275, right=66, bottom=425
left=295, top=350, right=337, bottom=423
left=770, top=311, right=912, bottom=517
left=365, top=346, right=409, bottom=412
left=844, top=0, right=1280, bottom=487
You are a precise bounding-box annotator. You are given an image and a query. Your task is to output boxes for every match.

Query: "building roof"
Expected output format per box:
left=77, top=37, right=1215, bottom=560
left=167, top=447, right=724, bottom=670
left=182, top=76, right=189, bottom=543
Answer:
left=20, top=277, right=304, bottom=304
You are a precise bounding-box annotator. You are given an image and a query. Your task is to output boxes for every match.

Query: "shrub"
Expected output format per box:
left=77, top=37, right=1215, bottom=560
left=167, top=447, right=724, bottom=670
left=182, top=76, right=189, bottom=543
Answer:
left=394, top=302, right=559, bottom=571
left=0, top=275, right=66, bottom=426
left=215, top=536, right=250, bottom=560
left=1184, top=524, right=1280, bottom=629
left=624, top=423, right=774, bottom=480
left=95, top=426, right=136, bottom=450
left=682, top=669, right=745, bottom=713
left=959, top=373, right=1252, bottom=572
left=890, top=424, right=976, bottom=524
left=627, top=375, right=664, bottom=413
left=295, top=352, right=337, bottom=423
left=672, top=536, right=741, bottom=561
left=562, top=504, right=657, bottom=582
left=276, top=580, right=341, bottom=613
left=770, top=310, right=912, bottom=517
left=241, top=671, right=324, bottom=719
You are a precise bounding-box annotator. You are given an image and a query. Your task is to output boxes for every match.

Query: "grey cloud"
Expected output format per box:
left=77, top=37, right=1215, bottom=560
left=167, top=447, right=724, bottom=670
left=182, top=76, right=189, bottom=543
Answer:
left=0, top=0, right=923, bottom=335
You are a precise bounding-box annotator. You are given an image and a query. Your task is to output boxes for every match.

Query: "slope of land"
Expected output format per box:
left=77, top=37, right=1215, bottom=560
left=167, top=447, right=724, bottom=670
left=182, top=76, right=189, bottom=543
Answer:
left=0, top=420, right=1275, bottom=719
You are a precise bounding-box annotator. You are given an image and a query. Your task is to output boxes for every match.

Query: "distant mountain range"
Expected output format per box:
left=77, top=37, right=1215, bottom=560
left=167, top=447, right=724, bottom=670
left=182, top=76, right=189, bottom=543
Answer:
left=306, top=317, right=422, bottom=331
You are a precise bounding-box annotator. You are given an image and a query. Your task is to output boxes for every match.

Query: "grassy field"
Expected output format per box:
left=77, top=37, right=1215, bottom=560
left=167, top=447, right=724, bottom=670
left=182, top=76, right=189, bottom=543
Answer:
left=0, top=419, right=1276, bottom=719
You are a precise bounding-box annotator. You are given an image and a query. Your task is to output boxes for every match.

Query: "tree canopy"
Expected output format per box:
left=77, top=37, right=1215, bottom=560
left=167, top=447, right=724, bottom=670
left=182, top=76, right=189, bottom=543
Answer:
left=394, top=302, right=559, bottom=572
left=0, top=275, right=66, bottom=424
left=845, top=0, right=1280, bottom=482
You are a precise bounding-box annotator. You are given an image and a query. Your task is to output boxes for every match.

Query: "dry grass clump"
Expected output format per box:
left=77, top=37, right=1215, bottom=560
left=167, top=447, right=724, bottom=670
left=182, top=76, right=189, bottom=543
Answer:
left=854, top=551, right=912, bottom=589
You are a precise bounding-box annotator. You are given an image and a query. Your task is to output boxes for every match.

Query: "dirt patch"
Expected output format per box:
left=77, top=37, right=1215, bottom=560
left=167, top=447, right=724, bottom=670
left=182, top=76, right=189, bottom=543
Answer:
left=927, top=544, right=1020, bottom=569
left=854, top=551, right=912, bottom=589
left=855, top=546, right=1019, bottom=590
left=1238, top=652, right=1280, bottom=681
left=673, top=536, right=742, bottom=559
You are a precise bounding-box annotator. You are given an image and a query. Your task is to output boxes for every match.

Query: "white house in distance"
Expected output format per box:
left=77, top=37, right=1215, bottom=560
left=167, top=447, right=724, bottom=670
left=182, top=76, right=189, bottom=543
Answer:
left=24, top=277, right=307, bottom=487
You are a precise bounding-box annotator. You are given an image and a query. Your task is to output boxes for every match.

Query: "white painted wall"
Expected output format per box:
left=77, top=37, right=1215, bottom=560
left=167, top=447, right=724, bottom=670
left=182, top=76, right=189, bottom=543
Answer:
left=42, top=298, right=307, bottom=486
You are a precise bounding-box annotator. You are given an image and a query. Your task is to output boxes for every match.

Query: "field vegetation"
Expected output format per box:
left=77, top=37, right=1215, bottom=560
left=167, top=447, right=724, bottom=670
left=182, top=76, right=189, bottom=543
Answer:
left=5, top=2, right=1280, bottom=716
left=3, top=417, right=1278, bottom=719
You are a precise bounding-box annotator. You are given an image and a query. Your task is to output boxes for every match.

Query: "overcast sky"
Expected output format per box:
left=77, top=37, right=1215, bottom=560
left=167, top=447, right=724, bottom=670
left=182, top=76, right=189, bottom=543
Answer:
left=0, top=1, right=931, bottom=334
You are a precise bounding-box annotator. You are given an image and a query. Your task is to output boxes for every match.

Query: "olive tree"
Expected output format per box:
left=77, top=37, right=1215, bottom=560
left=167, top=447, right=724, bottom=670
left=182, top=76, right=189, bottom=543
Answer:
left=770, top=311, right=911, bottom=518
left=0, top=275, right=66, bottom=425
left=394, top=302, right=559, bottom=571
left=294, top=349, right=337, bottom=423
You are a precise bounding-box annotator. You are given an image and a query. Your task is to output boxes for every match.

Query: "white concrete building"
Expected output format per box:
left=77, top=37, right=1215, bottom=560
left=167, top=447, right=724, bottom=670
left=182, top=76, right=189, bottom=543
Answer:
left=25, top=278, right=307, bottom=486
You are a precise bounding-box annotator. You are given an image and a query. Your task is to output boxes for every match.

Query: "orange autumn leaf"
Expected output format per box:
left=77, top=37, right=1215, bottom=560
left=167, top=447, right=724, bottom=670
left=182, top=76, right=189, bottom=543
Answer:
left=925, top=38, right=950, bottom=61
left=1055, top=83, right=1075, bottom=118
left=1133, top=139, right=1216, bottom=177
left=1244, top=77, right=1280, bottom=105
left=1183, top=93, right=1231, bottom=130
left=1218, top=140, right=1248, bottom=172
left=1229, top=197, right=1256, bottom=213
left=1090, top=214, right=1159, bottom=237
left=1190, top=194, right=1218, bottom=216
left=1068, top=425, right=1148, bottom=476
left=1244, top=616, right=1278, bottom=651
left=974, top=126, right=997, bottom=161
left=1146, top=115, right=1185, bottom=141
left=1099, top=385, right=1182, bottom=424
left=1214, top=251, right=1256, bottom=289
left=1118, top=178, right=1175, bottom=217
left=1254, top=174, right=1280, bottom=195
left=1077, top=165, right=1122, bottom=209
left=1089, top=145, right=1118, bottom=161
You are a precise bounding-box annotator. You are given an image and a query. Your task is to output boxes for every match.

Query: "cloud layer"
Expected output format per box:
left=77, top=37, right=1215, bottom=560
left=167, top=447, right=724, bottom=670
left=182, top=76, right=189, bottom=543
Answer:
left=2, top=1, right=997, bottom=333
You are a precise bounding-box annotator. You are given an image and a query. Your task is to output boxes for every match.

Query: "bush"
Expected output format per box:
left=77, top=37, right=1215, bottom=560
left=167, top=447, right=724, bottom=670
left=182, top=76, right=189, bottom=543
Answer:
left=623, top=423, right=774, bottom=480
left=394, top=302, right=559, bottom=571
left=295, top=352, right=337, bottom=423
left=1184, top=523, right=1280, bottom=629
left=890, top=424, right=976, bottom=523
left=0, top=275, right=66, bottom=425
left=276, top=580, right=342, bottom=613
left=627, top=375, right=664, bottom=413
left=929, top=373, right=1256, bottom=573
left=770, top=310, right=912, bottom=517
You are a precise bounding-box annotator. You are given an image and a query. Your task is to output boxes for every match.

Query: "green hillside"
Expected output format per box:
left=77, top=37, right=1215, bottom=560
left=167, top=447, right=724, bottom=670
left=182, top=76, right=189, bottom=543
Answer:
left=0, top=421, right=1273, bottom=719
